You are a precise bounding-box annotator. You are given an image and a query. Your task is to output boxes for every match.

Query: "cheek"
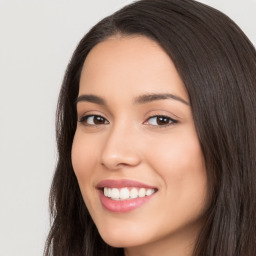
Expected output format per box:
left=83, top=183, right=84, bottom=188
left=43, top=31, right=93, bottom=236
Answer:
left=146, top=127, right=207, bottom=201
left=149, top=129, right=204, bottom=172
left=71, top=131, right=98, bottom=189
left=71, top=131, right=102, bottom=216
left=147, top=129, right=208, bottom=229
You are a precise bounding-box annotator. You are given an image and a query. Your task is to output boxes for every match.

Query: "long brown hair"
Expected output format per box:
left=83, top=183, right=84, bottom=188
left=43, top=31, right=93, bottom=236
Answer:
left=45, top=0, right=256, bottom=255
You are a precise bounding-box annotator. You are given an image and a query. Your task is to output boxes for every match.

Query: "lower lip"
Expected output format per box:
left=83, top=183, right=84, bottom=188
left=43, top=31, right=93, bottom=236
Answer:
left=98, top=190, right=156, bottom=213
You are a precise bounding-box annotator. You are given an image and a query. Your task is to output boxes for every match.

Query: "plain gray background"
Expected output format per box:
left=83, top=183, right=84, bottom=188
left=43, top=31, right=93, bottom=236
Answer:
left=0, top=1, right=255, bottom=255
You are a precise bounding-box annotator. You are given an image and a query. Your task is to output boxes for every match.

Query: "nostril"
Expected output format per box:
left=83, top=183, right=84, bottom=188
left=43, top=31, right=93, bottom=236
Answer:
left=100, top=152, right=141, bottom=170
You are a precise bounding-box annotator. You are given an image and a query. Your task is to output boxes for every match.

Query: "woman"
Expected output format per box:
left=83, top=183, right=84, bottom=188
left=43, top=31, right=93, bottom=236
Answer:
left=44, top=0, right=256, bottom=255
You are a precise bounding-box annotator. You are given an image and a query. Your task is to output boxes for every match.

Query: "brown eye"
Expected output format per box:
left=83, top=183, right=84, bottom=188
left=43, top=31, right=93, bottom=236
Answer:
left=145, top=115, right=177, bottom=126
left=156, top=116, right=170, bottom=125
left=79, top=115, right=109, bottom=125
left=93, top=116, right=106, bottom=124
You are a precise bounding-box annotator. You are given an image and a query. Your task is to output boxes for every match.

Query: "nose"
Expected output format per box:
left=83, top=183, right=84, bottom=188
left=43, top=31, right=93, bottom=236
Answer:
left=100, top=124, right=141, bottom=170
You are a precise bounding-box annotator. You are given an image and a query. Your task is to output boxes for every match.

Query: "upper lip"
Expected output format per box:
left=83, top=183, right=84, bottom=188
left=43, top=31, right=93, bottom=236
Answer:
left=96, top=179, right=157, bottom=189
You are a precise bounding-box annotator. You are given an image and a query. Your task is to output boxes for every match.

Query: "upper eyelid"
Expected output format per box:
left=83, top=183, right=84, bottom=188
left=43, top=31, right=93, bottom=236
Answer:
left=143, top=110, right=181, bottom=121
left=78, top=114, right=177, bottom=129
left=146, top=114, right=175, bottom=119
left=76, top=103, right=111, bottom=120
left=144, top=115, right=178, bottom=124
left=77, top=110, right=180, bottom=124
left=77, top=110, right=109, bottom=120
left=78, top=115, right=110, bottom=127
left=79, top=114, right=108, bottom=121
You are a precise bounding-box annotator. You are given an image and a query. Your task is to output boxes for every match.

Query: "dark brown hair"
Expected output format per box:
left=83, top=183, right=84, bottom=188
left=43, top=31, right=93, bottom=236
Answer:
left=45, top=0, right=256, bottom=255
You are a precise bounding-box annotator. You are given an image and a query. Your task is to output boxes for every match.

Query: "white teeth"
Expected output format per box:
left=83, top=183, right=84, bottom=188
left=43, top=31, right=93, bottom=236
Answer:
left=104, top=187, right=108, bottom=197
left=103, top=187, right=156, bottom=200
left=139, top=188, right=146, bottom=197
left=120, top=188, right=130, bottom=200
left=130, top=187, right=138, bottom=198
left=107, top=188, right=112, bottom=197
left=111, top=188, right=119, bottom=200
left=146, top=188, right=155, bottom=196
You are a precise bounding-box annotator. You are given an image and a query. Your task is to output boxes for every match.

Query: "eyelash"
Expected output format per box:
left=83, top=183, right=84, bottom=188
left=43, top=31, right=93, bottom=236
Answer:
left=79, top=115, right=109, bottom=126
left=144, top=115, right=178, bottom=127
left=78, top=114, right=178, bottom=128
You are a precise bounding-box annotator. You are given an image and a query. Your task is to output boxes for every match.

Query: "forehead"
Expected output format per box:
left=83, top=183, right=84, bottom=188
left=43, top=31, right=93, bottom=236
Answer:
left=79, top=35, right=188, bottom=101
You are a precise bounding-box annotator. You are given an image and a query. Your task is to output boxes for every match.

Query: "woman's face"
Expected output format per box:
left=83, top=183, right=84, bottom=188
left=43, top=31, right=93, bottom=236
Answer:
left=72, top=36, right=208, bottom=255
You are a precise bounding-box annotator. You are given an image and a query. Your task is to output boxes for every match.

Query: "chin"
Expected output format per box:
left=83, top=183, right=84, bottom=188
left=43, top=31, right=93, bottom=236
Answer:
left=101, top=236, right=135, bottom=248
left=97, top=224, right=150, bottom=248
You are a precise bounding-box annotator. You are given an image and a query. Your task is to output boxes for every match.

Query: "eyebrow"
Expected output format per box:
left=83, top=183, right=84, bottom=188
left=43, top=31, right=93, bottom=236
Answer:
left=76, top=94, right=106, bottom=105
left=76, top=93, right=189, bottom=106
left=134, top=93, right=190, bottom=105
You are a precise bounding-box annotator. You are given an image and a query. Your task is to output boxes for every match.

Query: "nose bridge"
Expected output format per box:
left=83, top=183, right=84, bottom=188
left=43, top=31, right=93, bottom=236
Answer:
left=100, top=119, right=141, bottom=169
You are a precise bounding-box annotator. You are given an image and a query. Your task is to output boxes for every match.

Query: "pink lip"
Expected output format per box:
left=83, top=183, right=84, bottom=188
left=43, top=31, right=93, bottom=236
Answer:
left=96, top=179, right=156, bottom=189
left=96, top=179, right=157, bottom=213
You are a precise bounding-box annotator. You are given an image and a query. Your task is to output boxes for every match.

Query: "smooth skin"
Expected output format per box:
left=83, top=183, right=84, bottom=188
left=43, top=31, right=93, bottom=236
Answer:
left=72, top=35, right=208, bottom=256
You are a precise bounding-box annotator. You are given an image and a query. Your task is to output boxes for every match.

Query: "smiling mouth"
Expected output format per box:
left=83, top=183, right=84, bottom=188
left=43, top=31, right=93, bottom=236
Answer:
left=103, top=187, right=157, bottom=201
left=96, top=179, right=158, bottom=212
